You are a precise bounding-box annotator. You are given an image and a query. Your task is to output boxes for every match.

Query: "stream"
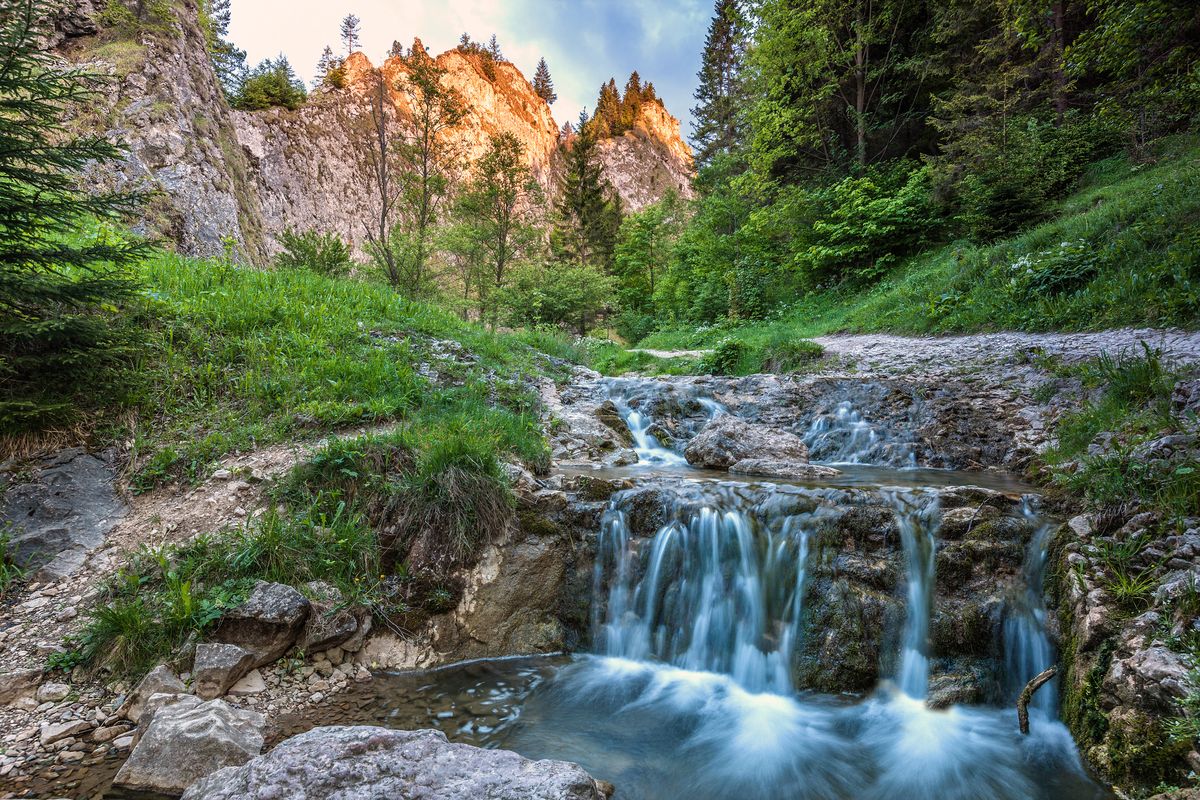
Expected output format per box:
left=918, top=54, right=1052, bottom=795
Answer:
left=274, top=378, right=1110, bottom=800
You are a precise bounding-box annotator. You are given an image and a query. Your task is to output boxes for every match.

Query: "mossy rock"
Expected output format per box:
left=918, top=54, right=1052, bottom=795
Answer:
left=517, top=508, right=561, bottom=539
left=595, top=401, right=634, bottom=446
left=931, top=600, right=996, bottom=658
left=1102, top=707, right=1191, bottom=788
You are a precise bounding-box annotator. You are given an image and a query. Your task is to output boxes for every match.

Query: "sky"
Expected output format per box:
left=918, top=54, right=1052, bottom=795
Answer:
left=228, top=0, right=712, bottom=140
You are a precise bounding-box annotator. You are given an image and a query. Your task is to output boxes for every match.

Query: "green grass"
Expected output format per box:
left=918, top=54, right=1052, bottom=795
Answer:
left=1045, top=345, right=1199, bottom=521
left=641, top=135, right=1200, bottom=351
left=54, top=501, right=385, bottom=678
left=112, top=250, right=565, bottom=488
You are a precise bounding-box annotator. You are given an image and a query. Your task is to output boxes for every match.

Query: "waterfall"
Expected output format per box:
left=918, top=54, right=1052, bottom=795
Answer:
left=885, top=489, right=940, bottom=699
left=1003, top=498, right=1059, bottom=715
left=803, top=399, right=916, bottom=467
left=604, top=378, right=725, bottom=467
left=592, top=491, right=812, bottom=695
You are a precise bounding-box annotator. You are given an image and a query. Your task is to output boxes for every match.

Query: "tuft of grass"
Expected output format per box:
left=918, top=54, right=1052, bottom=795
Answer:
left=57, top=501, right=385, bottom=679
left=0, top=529, right=29, bottom=601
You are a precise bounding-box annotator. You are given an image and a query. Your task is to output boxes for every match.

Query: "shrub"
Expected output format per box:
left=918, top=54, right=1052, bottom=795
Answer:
left=233, top=56, right=306, bottom=111
left=794, top=161, right=940, bottom=286
left=274, top=228, right=354, bottom=276
left=699, top=336, right=746, bottom=375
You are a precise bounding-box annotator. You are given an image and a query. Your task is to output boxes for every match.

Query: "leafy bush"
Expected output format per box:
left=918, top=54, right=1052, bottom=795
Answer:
left=699, top=337, right=746, bottom=375
left=758, top=337, right=824, bottom=373
left=497, top=261, right=614, bottom=335
left=953, top=115, right=1115, bottom=241
left=274, top=228, right=353, bottom=276
left=794, top=162, right=940, bottom=285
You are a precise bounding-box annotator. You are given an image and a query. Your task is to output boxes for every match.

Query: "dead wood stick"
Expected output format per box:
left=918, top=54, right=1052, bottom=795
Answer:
left=1018, top=666, right=1058, bottom=735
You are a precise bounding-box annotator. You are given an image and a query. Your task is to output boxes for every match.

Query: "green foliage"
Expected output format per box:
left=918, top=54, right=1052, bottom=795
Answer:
left=613, top=193, right=685, bottom=338
left=232, top=56, right=306, bottom=111
left=555, top=112, right=622, bottom=270
left=532, top=57, right=556, bottom=104
left=698, top=337, right=746, bottom=375
left=793, top=162, right=939, bottom=285
left=98, top=0, right=173, bottom=33
left=62, top=502, right=382, bottom=678
left=0, top=529, right=28, bottom=600
left=497, top=261, right=615, bottom=336
left=273, top=229, right=354, bottom=276
left=951, top=115, right=1115, bottom=241
left=692, top=0, right=749, bottom=168
left=0, top=2, right=151, bottom=434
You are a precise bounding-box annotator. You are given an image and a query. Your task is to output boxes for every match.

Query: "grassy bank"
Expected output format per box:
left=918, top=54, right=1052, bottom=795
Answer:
left=93, top=248, right=576, bottom=488
left=641, top=136, right=1200, bottom=353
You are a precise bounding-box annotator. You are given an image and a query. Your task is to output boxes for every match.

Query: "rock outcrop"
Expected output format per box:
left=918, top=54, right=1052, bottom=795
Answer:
left=181, top=726, right=609, bottom=800
left=211, top=581, right=310, bottom=667
left=56, top=4, right=693, bottom=259
left=684, top=416, right=811, bottom=470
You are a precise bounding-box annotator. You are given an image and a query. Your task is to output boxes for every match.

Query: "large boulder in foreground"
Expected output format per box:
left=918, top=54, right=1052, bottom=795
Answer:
left=684, top=417, right=810, bottom=470
left=115, top=698, right=265, bottom=794
left=181, top=726, right=609, bottom=800
left=211, top=581, right=309, bottom=667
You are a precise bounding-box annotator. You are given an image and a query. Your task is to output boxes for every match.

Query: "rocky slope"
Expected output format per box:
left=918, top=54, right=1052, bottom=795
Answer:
left=55, top=2, right=694, bottom=260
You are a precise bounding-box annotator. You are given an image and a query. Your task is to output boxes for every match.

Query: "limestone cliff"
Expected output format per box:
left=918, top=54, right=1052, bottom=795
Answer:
left=56, top=2, right=695, bottom=260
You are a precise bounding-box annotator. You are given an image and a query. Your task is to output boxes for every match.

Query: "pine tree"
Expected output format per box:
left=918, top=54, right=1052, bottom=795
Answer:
left=233, top=56, right=307, bottom=111
left=533, top=57, right=557, bottom=104
left=201, top=0, right=247, bottom=98
left=556, top=110, right=622, bottom=269
left=315, top=45, right=337, bottom=87
left=388, top=40, right=405, bottom=59
left=1, top=0, right=152, bottom=431
left=487, top=34, right=504, bottom=61
left=593, top=78, right=622, bottom=137
left=691, top=0, right=749, bottom=168
left=340, top=14, right=361, bottom=55
left=621, top=71, right=643, bottom=129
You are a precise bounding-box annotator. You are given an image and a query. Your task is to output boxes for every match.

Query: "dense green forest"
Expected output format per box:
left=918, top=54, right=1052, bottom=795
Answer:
left=613, top=0, right=1200, bottom=345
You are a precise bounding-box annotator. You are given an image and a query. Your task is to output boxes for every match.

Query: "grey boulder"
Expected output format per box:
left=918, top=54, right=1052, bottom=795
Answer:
left=120, top=664, right=187, bottom=721
left=729, top=459, right=841, bottom=480
left=193, top=643, right=257, bottom=700
left=211, top=581, right=309, bottom=667
left=115, top=698, right=265, bottom=794
left=181, top=726, right=608, bottom=800
left=684, top=417, right=810, bottom=470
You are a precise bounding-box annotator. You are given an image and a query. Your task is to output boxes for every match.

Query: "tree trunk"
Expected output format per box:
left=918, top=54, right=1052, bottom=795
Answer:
left=854, top=2, right=867, bottom=167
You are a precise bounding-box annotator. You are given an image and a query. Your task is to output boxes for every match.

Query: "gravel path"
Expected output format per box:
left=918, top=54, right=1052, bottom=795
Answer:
left=811, top=328, right=1200, bottom=376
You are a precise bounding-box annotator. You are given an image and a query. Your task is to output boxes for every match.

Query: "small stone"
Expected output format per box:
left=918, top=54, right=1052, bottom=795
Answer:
left=227, top=670, right=267, bottom=696
left=40, top=719, right=92, bottom=747
left=36, top=683, right=71, bottom=703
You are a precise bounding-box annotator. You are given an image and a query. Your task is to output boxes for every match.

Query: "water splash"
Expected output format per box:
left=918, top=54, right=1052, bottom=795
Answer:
left=592, top=491, right=812, bottom=694
left=604, top=378, right=725, bottom=467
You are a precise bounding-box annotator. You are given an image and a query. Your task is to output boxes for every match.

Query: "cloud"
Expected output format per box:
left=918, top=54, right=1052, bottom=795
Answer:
left=227, top=0, right=710, bottom=138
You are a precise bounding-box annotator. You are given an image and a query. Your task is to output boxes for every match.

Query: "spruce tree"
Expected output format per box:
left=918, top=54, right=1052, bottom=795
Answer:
left=556, top=110, right=621, bottom=269
left=340, top=14, right=361, bottom=55
left=1, top=0, right=151, bottom=431
left=621, top=71, right=643, bottom=129
left=388, top=40, right=405, bottom=59
left=691, top=0, right=748, bottom=167
left=593, top=78, right=622, bottom=137
left=533, top=57, right=556, bottom=104
left=315, top=45, right=337, bottom=86
left=487, top=34, right=504, bottom=61
left=202, top=0, right=247, bottom=98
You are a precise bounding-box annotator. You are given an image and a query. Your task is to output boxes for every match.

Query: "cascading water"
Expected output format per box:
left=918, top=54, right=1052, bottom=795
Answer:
left=603, top=378, right=726, bottom=467
left=592, top=492, right=811, bottom=694
left=803, top=399, right=917, bottom=467
left=1003, top=497, right=1059, bottom=715
left=885, top=489, right=940, bottom=698
left=319, top=383, right=1111, bottom=800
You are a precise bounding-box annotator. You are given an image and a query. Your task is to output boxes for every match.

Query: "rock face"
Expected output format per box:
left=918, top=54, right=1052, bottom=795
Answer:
left=684, top=417, right=811, bottom=470
left=115, top=698, right=265, bottom=794
left=211, top=581, right=310, bottom=667
left=181, top=726, right=607, bottom=800
left=0, top=448, right=126, bottom=579
left=193, top=643, right=257, bottom=700
left=58, top=5, right=692, bottom=260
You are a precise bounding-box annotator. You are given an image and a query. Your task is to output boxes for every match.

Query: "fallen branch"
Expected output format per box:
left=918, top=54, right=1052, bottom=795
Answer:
left=1018, top=667, right=1058, bottom=734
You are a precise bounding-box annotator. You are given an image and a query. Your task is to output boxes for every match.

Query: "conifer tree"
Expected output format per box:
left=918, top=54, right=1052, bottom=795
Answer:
left=388, top=40, right=405, bottom=59
left=233, top=56, right=306, bottom=110
left=1, top=0, right=151, bottom=430
left=315, top=45, right=337, bottom=86
left=621, top=71, right=643, bottom=129
left=555, top=109, right=622, bottom=269
left=340, top=14, right=361, bottom=55
left=691, top=0, right=749, bottom=167
left=202, top=0, right=247, bottom=98
left=593, top=78, right=622, bottom=137
left=533, top=57, right=557, bottom=104
left=487, top=34, right=504, bottom=61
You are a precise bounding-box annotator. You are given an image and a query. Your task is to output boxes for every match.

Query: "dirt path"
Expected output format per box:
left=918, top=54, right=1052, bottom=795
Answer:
left=811, top=327, right=1200, bottom=376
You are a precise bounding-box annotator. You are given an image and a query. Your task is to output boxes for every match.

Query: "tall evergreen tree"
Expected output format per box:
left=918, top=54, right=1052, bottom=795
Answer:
left=315, top=45, right=338, bottom=87
left=201, top=0, right=247, bottom=98
left=555, top=110, right=622, bottom=269
left=533, top=57, right=557, bottom=104
left=1, top=0, right=151, bottom=431
left=621, top=71, right=643, bottom=128
left=388, top=40, right=405, bottom=59
left=233, top=56, right=306, bottom=111
left=340, top=14, right=361, bottom=55
left=691, top=0, right=749, bottom=168
left=487, top=34, right=504, bottom=61
left=593, top=78, right=622, bottom=137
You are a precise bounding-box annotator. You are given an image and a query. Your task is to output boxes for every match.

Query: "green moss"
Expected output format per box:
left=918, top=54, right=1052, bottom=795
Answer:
left=1106, top=709, right=1192, bottom=788
left=518, top=508, right=561, bottom=538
